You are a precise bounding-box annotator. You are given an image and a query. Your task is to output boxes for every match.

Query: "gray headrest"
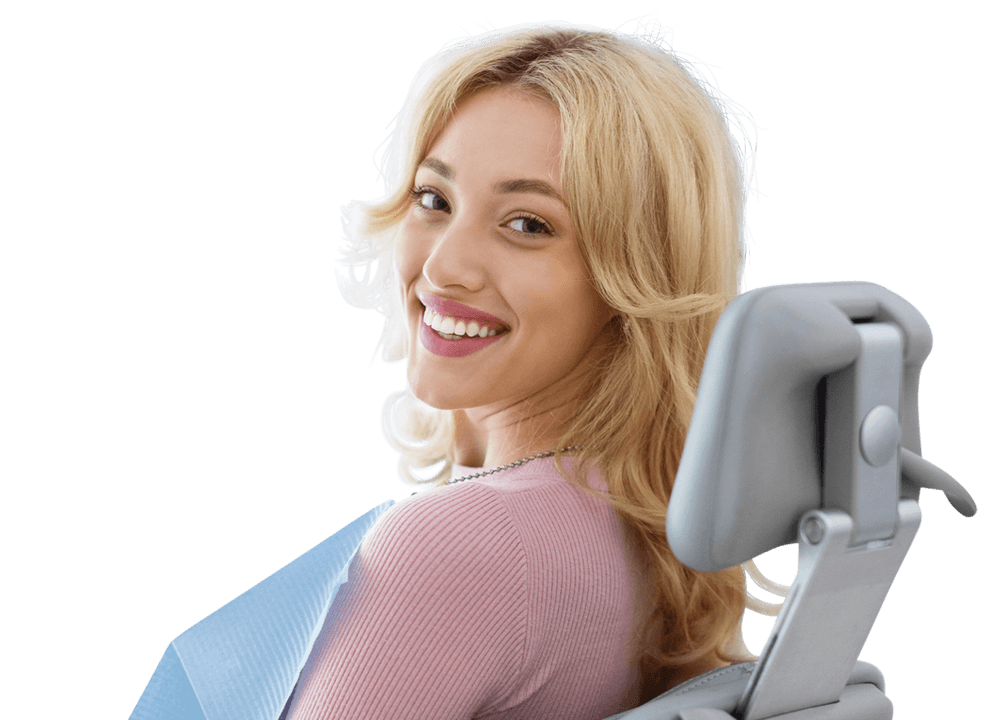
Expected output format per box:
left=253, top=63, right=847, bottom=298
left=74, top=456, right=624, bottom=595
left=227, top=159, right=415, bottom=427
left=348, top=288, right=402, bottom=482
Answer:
left=666, top=282, right=932, bottom=572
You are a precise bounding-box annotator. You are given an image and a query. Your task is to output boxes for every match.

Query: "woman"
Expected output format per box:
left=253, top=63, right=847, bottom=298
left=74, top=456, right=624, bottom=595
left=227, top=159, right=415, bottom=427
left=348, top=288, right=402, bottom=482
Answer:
left=287, top=25, right=752, bottom=719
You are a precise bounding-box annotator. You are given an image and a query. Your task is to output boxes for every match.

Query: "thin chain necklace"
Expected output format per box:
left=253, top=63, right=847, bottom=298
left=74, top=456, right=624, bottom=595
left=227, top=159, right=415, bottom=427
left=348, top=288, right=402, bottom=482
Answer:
left=446, top=446, right=581, bottom=485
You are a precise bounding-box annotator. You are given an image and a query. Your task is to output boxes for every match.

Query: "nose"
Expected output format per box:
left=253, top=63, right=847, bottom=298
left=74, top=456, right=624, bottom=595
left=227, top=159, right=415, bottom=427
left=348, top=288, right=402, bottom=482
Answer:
left=420, top=214, right=488, bottom=292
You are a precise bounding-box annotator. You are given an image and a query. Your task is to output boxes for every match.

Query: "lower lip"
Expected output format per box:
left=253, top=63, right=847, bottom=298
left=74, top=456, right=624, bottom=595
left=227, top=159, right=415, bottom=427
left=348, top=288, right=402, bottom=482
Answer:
left=419, top=321, right=507, bottom=358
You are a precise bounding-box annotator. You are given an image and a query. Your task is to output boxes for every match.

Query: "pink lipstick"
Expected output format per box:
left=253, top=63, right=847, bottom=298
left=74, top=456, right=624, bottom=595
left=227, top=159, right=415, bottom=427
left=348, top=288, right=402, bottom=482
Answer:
left=418, top=293, right=509, bottom=332
left=417, top=293, right=510, bottom=358
left=419, top=322, right=507, bottom=357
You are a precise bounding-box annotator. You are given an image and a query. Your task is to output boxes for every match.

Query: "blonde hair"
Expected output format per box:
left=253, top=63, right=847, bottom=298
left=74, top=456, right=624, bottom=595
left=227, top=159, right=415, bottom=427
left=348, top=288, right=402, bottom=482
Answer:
left=342, top=24, right=756, bottom=699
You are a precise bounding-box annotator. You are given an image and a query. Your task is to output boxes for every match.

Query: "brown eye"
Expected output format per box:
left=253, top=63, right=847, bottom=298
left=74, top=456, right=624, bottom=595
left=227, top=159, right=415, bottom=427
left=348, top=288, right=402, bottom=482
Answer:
left=507, top=214, right=553, bottom=236
left=410, top=188, right=449, bottom=212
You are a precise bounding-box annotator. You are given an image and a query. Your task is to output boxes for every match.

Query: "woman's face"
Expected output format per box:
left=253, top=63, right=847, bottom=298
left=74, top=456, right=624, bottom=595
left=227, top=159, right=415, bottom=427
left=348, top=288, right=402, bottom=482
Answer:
left=396, top=87, right=614, bottom=416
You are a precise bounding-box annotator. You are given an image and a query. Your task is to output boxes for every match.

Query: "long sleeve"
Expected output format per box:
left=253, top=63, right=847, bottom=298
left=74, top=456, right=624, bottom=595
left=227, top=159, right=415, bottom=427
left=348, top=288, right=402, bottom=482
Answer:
left=286, top=457, right=642, bottom=720
left=285, top=484, right=529, bottom=720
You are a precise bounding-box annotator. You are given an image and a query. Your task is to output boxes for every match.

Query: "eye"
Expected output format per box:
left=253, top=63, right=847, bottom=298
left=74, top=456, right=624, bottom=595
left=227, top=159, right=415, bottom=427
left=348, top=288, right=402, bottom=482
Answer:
left=409, top=187, right=450, bottom=213
left=506, top=213, right=554, bottom=237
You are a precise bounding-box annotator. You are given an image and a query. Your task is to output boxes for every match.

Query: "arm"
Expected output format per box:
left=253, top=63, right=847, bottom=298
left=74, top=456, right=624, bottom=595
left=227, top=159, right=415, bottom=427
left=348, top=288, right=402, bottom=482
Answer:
left=286, top=486, right=528, bottom=720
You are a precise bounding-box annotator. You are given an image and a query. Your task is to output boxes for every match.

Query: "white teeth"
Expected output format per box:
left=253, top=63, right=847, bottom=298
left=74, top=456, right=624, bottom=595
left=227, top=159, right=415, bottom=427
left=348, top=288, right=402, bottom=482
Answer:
left=422, top=307, right=504, bottom=339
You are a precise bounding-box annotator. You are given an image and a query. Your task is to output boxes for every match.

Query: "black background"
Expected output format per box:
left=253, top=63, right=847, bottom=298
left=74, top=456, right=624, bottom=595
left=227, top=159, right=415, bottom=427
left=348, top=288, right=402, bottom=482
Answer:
left=121, top=3, right=986, bottom=717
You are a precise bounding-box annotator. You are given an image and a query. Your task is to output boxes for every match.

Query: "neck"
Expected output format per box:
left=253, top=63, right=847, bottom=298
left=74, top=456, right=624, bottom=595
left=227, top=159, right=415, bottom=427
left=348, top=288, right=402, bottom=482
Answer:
left=452, top=393, right=579, bottom=469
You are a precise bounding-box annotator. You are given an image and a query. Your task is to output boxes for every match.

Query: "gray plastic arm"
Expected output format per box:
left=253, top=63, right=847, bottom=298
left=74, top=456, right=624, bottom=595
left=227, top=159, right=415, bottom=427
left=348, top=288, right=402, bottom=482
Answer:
left=899, top=447, right=977, bottom=517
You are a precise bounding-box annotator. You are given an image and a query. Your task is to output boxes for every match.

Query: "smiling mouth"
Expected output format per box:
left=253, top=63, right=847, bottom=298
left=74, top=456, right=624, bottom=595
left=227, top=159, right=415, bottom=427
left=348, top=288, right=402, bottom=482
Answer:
left=421, top=305, right=510, bottom=340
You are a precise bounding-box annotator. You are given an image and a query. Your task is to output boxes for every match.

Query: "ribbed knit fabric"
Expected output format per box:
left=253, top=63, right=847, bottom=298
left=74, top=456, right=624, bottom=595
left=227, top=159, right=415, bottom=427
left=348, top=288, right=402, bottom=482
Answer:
left=285, top=455, right=643, bottom=720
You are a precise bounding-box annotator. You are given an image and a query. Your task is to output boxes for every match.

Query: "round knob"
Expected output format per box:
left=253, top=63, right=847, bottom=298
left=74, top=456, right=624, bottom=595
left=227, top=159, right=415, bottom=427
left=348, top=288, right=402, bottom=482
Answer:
left=802, top=516, right=825, bottom=545
left=859, top=405, right=901, bottom=467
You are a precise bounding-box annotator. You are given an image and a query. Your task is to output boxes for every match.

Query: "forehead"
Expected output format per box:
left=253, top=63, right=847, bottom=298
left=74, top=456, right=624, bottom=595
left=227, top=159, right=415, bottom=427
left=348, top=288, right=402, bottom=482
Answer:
left=423, top=87, right=564, bottom=187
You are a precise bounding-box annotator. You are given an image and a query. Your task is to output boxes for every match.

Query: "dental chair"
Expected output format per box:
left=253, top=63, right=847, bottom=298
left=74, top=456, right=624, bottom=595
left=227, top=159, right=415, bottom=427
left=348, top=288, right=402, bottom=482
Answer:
left=606, top=282, right=977, bottom=720
left=129, top=281, right=976, bottom=720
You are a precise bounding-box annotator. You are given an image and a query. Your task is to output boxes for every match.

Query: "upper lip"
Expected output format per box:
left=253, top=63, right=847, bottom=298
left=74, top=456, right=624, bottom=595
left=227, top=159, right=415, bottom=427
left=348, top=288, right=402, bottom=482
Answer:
left=418, top=293, right=510, bottom=331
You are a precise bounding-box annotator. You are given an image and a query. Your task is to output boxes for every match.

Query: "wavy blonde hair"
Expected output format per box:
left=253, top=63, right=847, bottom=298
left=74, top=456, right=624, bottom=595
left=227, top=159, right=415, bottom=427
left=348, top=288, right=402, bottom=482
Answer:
left=341, top=24, right=763, bottom=699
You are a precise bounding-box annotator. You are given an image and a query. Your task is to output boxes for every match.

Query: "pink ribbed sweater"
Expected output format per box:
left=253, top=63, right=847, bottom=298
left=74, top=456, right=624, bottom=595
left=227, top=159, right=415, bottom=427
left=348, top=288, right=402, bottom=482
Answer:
left=286, top=456, right=643, bottom=720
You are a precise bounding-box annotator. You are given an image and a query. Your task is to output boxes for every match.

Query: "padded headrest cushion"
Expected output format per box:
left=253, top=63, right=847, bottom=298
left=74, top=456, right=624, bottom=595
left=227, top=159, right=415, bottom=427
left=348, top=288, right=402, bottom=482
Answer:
left=667, top=282, right=932, bottom=572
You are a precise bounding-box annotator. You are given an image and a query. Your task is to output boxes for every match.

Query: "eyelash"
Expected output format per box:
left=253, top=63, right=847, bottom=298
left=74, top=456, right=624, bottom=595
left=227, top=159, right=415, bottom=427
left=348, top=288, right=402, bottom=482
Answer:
left=408, top=186, right=555, bottom=237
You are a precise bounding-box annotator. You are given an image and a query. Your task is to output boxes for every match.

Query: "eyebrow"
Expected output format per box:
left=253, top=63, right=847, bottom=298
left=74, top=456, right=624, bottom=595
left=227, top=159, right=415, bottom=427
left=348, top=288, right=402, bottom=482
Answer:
left=418, top=157, right=566, bottom=205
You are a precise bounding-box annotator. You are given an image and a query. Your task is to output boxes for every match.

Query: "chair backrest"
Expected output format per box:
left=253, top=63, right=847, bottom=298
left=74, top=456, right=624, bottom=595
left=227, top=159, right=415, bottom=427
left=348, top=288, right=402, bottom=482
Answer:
left=660, top=282, right=976, bottom=720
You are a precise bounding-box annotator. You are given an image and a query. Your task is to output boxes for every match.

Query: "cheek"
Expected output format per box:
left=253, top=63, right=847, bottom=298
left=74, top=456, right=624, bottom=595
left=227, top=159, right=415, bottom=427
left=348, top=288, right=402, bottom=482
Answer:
left=395, top=218, right=426, bottom=286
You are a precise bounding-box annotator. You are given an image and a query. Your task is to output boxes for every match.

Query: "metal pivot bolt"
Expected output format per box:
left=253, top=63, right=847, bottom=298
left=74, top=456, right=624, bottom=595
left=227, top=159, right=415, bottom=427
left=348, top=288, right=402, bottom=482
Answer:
left=802, top=516, right=825, bottom=544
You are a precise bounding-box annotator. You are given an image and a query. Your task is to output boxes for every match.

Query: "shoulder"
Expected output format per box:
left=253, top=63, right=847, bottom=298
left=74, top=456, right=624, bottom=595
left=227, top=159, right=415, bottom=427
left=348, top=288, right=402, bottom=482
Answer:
left=357, top=482, right=528, bottom=586
left=291, top=486, right=533, bottom=718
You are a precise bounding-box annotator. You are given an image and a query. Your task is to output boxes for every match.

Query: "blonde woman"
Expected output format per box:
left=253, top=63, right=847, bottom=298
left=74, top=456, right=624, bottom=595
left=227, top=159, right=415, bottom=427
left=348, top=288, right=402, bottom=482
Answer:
left=287, top=25, right=753, bottom=720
